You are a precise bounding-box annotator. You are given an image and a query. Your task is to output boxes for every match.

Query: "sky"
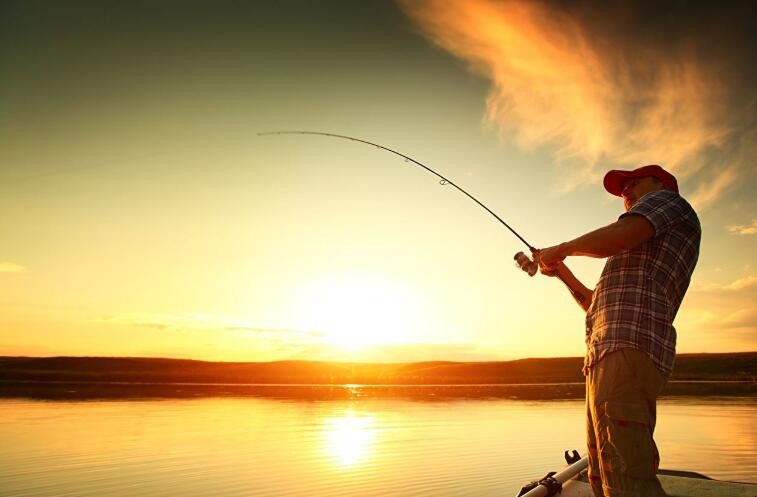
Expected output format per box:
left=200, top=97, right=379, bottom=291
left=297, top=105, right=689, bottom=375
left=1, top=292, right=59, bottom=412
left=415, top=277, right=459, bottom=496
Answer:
left=1, top=0, right=755, bottom=362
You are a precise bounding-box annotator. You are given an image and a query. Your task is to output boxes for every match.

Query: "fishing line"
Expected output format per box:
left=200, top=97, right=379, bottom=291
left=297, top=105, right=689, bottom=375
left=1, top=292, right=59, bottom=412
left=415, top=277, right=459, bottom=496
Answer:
left=257, top=130, right=536, bottom=252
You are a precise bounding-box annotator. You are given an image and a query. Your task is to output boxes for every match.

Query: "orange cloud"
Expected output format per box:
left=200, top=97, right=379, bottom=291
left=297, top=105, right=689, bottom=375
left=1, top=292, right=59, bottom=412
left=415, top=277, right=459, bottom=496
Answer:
left=688, top=166, right=739, bottom=211
left=400, top=0, right=753, bottom=204
left=728, top=219, right=757, bottom=235
left=721, top=308, right=757, bottom=330
left=678, top=272, right=757, bottom=350
left=691, top=274, right=757, bottom=293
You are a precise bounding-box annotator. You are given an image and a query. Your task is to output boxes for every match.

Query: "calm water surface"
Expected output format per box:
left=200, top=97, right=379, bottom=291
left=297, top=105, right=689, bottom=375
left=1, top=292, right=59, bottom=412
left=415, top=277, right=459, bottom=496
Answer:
left=1, top=393, right=755, bottom=496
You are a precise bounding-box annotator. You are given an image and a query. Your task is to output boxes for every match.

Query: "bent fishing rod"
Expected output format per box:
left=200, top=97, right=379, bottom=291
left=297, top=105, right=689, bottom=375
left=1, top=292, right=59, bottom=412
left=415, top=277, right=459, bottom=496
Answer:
left=258, top=130, right=542, bottom=277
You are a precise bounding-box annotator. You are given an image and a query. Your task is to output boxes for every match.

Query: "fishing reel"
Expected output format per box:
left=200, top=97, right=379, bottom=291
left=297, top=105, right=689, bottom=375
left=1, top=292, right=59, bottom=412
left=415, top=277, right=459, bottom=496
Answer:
left=514, top=251, right=538, bottom=277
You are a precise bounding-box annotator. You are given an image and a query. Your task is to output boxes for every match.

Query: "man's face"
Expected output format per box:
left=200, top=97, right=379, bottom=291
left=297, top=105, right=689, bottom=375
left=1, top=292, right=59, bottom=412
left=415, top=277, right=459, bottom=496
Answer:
left=621, top=176, right=662, bottom=211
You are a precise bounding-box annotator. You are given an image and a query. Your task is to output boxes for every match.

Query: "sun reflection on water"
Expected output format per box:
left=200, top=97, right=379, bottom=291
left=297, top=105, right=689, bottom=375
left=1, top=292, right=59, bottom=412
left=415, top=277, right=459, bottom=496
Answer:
left=322, top=410, right=377, bottom=469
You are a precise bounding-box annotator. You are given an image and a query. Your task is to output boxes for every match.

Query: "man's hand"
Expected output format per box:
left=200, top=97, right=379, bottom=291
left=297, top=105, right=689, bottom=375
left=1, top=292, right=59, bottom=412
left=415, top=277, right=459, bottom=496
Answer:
left=532, top=253, right=594, bottom=311
left=533, top=244, right=567, bottom=276
left=537, top=244, right=567, bottom=266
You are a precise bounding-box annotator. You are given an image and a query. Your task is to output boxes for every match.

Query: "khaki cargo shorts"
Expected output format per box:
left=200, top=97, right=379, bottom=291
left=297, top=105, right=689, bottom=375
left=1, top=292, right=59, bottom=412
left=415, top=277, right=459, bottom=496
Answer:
left=586, top=348, right=668, bottom=497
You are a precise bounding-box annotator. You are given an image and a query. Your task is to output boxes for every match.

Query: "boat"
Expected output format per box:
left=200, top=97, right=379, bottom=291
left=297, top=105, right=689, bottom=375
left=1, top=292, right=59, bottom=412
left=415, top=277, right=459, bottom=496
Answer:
left=517, top=451, right=757, bottom=497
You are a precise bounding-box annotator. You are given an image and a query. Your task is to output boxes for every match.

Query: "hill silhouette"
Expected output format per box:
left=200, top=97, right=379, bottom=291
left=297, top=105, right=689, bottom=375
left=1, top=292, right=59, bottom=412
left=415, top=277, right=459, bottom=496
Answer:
left=0, top=352, right=754, bottom=385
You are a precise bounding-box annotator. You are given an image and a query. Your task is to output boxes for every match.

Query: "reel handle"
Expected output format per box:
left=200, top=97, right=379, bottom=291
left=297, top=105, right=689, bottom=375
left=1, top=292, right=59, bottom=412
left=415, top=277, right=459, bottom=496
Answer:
left=514, top=251, right=538, bottom=277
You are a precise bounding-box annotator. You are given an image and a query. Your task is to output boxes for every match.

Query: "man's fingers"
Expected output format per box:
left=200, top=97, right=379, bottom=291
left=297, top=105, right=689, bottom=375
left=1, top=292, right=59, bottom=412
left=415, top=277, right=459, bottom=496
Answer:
left=539, top=259, right=565, bottom=277
left=539, top=263, right=557, bottom=277
left=538, top=247, right=555, bottom=265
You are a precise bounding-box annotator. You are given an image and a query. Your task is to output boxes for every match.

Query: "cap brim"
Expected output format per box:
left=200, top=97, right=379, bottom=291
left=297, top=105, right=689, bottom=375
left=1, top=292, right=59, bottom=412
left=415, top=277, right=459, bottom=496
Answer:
left=603, top=165, right=679, bottom=196
left=603, top=170, right=632, bottom=196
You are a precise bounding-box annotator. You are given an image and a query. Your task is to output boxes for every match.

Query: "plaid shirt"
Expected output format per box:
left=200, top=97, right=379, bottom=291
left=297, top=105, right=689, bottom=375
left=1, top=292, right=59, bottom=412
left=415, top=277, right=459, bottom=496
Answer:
left=584, top=190, right=701, bottom=377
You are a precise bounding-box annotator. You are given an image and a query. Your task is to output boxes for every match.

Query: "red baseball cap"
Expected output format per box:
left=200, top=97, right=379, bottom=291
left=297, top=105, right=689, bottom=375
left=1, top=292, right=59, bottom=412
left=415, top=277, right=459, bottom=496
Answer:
left=603, top=164, right=678, bottom=196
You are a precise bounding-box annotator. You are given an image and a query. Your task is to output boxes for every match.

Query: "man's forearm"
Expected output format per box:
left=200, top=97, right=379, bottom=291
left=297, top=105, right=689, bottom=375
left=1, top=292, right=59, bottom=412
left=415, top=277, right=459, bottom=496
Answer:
left=560, top=223, right=634, bottom=258
left=554, top=215, right=656, bottom=260
left=554, top=264, right=593, bottom=312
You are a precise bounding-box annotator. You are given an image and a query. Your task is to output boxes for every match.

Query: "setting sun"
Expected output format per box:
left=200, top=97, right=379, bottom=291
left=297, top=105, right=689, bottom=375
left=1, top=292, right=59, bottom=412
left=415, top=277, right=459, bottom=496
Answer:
left=296, top=275, right=424, bottom=351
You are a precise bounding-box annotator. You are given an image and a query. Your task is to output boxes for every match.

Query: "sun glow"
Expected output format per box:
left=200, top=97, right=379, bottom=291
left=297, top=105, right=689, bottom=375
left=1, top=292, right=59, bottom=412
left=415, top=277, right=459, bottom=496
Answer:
left=297, top=275, right=424, bottom=351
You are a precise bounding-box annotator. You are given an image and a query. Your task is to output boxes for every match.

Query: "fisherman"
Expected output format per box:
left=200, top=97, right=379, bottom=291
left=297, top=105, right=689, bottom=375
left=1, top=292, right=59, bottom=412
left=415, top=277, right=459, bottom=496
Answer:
left=535, top=165, right=701, bottom=497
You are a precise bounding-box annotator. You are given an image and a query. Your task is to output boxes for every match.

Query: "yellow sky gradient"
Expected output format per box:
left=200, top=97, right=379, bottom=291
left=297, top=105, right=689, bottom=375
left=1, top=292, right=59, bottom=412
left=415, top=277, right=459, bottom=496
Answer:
left=1, top=1, right=755, bottom=362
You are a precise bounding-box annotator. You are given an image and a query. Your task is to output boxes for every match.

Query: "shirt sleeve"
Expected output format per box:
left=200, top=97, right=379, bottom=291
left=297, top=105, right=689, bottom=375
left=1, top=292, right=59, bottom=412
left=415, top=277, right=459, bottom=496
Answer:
left=619, top=190, right=688, bottom=236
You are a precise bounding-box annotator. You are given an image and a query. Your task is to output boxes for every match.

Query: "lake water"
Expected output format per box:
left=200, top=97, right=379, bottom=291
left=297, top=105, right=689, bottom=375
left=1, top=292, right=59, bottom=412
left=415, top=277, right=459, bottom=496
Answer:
left=0, top=391, right=755, bottom=496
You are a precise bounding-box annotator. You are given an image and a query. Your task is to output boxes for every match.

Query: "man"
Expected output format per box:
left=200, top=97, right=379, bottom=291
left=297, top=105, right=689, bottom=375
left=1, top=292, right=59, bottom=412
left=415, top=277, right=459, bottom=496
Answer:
left=536, top=164, right=701, bottom=497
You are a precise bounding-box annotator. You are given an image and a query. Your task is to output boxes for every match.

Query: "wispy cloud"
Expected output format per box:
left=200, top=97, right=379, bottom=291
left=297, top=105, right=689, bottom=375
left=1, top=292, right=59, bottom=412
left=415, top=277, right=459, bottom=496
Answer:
left=223, top=325, right=320, bottom=336
left=721, top=308, right=757, bottom=330
left=726, top=276, right=757, bottom=292
left=134, top=321, right=171, bottom=331
left=680, top=272, right=757, bottom=349
left=728, top=219, right=757, bottom=236
left=101, top=313, right=202, bottom=331
left=0, top=262, right=25, bottom=273
left=692, top=274, right=757, bottom=293
left=100, top=313, right=316, bottom=337
left=280, top=341, right=500, bottom=362
left=688, top=166, right=738, bottom=212
left=400, top=0, right=756, bottom=204
left=677, top=304, right=756, bottom=346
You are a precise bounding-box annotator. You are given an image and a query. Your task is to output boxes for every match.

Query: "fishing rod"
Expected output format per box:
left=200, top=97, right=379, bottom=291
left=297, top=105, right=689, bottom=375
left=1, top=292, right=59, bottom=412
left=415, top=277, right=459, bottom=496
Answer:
left=258, top=130, right=541, bottom=276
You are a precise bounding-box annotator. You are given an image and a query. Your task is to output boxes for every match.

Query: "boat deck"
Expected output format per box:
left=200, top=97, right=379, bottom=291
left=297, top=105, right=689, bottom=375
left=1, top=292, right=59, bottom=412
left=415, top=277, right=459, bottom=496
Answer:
left=559, top=470, right=757, bottom=497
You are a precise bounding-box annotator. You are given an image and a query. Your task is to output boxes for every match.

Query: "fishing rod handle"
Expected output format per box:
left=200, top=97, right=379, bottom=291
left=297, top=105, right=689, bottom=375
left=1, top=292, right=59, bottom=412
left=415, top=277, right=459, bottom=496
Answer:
left=515, top=250, right=566, bottom=280
left=514, top=251, right=538, bottom=277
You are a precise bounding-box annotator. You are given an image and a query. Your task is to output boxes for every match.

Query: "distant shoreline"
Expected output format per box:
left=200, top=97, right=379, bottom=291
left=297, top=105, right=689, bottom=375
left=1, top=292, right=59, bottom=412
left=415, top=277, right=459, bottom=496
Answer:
left=3, top=379, right=754, bottom=386
left=1, top=378, right=754, bottom=401
left=1, top=352, right=754, bottom=386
